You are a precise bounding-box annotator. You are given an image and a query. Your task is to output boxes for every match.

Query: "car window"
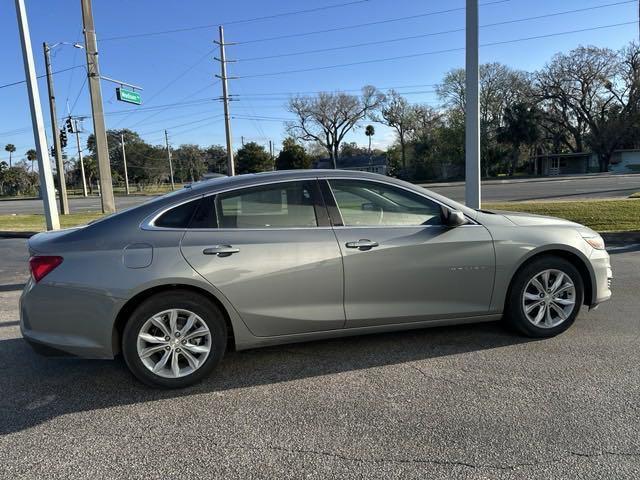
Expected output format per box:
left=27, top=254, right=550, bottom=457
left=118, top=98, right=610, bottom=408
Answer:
left=328, top=179, right=442, bottom=226
left=154, top=197, right=201, bottom=228
left=216, top=181, right=319, bottom=228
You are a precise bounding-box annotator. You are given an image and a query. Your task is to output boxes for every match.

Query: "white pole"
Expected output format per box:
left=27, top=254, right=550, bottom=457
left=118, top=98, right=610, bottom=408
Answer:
left=14, top=0, right=60, bottom=230
left=465, top=0, right=481, bottom=209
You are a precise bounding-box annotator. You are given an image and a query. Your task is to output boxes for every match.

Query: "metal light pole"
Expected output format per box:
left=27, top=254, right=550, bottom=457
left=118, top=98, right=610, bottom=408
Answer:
left=74, top=119, right=88, bottom=197
left=14, top=0, right=60, bottom=230
left=215, top=26, right=235, bottom=176
left=465, top=0, right=481, bottom=209
left=43, top=42, right=82, bottom=215
left=81, top=0, right=115, bottom=213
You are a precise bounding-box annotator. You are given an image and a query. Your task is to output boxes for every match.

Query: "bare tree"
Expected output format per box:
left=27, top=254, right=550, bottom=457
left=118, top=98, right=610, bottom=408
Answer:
left=286, top=85, right=384, bottom=168
left=374, top=90, right=415, bottom=169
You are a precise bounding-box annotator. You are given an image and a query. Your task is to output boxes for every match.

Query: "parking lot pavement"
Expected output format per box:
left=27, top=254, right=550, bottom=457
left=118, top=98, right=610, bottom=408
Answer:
left=0, top=239, right=638, bottom=479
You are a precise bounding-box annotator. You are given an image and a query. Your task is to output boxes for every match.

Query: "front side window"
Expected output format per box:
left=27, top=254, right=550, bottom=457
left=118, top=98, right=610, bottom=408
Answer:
left=328, top=180, right=443, bottom=226
left=216, top=181, right=319, bottom=228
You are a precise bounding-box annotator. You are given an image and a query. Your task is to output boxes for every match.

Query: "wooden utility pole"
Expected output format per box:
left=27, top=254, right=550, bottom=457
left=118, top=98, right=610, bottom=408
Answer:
left=120, top=133, right=130, bottom=195
left=164, top=130, right=175, bottom=190
left=43, top=42, right=70, bottom=215
left=81, top=0, right=115, bottom=213
left=215, top=26, right=235, bottom=176
left=14, top=0, right=59, bottom=230
left=74, top=119, right=88, bottom=197
left=465, top=0, right=481, bottom=209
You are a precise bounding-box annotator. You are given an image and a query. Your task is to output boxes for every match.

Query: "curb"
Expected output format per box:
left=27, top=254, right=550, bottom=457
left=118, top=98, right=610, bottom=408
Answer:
left=0, top=231, right=37, bottom=239
left=601, top=231, right=640, bottom=245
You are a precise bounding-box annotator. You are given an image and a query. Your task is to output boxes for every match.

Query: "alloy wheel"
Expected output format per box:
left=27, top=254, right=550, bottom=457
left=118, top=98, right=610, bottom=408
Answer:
left=522, top=269, right=576, bottom=329
left=136, top=308, right=212, bottom=378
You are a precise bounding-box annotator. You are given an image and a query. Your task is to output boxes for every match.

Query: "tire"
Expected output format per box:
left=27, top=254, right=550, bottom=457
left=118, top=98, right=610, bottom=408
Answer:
left=122, top=290, right=227, bottom=388
left=504, top=256, right=584, bottom=338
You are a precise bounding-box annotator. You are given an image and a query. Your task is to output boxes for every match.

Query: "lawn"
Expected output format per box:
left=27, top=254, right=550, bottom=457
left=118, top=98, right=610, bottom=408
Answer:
left=483, top=199, right=640, bottom=232
left=0, top=198, right=638, bottom=233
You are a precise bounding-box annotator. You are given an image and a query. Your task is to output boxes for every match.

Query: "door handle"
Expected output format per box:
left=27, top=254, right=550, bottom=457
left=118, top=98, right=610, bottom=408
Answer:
left=345, top=239, right=379, bottom=250
left=202, top=245, right=240, bottom=256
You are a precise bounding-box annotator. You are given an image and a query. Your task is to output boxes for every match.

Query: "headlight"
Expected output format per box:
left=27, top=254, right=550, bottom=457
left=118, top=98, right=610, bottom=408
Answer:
left=581, top=233, right=605, bottom=250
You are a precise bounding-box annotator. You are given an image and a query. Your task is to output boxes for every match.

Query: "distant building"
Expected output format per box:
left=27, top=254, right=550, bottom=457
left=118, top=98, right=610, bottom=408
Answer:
left=531, top=149, right=640, bottom=175
left=313, top=154, right=388, bottom=175
left=609, top=149, right=640, bottom=174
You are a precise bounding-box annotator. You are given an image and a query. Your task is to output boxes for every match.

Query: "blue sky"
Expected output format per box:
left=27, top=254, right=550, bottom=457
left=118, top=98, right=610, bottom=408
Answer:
left=0, top=0, right=637, bottom=164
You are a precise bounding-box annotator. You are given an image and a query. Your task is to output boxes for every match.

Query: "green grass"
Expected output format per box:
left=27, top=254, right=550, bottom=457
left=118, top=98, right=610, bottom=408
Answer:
left=0, top=198, right=638, bottom=233
left=484, top=199, right=640, bottom=232
left=0, top=212, right=105, bottom=232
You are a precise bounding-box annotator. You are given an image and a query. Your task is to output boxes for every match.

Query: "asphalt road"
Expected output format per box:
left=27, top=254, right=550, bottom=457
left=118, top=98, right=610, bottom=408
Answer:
left=0, top=238, right=638, bottom=479
left=1, top=174, right=639, bottom=215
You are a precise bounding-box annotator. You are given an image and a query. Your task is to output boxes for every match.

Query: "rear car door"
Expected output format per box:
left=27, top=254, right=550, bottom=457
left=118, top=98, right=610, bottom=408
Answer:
left=323, top=178, right=495, bottom=328
left=180, top=179, right=345, bottom=337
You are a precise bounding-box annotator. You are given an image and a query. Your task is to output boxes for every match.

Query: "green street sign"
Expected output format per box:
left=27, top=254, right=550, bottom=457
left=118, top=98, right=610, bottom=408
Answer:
left=116, top=87, right=141, bottom=105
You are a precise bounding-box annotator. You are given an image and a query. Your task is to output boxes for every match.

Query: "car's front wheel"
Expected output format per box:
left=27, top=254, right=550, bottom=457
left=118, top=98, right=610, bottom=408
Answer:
left=505, top=256, right=584, bottom=338
left=122, top=291, right=227, bottom=388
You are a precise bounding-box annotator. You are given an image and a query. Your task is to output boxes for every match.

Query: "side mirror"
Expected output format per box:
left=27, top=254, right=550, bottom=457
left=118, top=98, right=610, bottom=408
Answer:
left=441, top=207, right=468, bottom=227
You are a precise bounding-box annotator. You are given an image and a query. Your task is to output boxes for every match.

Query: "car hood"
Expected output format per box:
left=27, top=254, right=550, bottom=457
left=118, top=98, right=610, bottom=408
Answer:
left=488, top=210, right=583, bottom=228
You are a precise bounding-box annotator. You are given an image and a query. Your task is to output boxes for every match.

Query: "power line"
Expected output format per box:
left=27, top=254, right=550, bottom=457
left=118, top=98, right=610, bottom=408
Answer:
left=100, top=0, right=371, bottom=42
left=0, top=65, right=84, bottom=90
left=237, top=21, right=637, bottom=79
left=239, top=0, right=637, bottom=62
left=234, top=0, right=511, bottom=46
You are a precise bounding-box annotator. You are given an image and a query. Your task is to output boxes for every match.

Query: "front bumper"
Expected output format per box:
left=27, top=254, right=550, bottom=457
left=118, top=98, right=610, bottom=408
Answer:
left=589, top=248, right=612, bottom=308
left=20, top=278, right=123, bottom=359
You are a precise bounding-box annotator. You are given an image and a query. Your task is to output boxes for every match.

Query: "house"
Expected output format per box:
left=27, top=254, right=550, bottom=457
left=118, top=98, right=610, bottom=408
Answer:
left=609, top=149, right=640, bottom=173
left=313, top=154, right=389, bottom=175
left=531, top=152, right=597, bottom=176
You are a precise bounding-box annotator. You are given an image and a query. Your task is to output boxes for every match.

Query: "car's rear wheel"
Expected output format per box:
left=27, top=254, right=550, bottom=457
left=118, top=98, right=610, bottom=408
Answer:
left=122, top=291, right=227, bottom=388
left=505, top=256, right=584, bottom=338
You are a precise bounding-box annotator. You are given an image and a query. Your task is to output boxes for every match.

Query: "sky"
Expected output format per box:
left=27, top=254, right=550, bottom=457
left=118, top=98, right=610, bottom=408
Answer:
left=0, top=0, right=637, bottom=166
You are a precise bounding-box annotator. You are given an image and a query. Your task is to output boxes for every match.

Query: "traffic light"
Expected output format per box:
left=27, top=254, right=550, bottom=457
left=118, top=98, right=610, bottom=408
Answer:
left=59, top=128, right=67, bottom=149
left=50, top=146, right=56, bottom=158
left=65, top=117, right=74, bottom=133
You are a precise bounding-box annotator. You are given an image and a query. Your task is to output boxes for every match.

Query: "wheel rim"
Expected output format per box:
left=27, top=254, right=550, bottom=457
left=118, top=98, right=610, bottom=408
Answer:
left=522, top=269, right=576, bottom=329
left=136, top=308, right=212, bottom=379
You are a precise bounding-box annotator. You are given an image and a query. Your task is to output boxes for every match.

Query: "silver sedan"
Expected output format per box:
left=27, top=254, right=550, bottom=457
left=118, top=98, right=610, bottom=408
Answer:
left=20, top=170, right=612, bottom=388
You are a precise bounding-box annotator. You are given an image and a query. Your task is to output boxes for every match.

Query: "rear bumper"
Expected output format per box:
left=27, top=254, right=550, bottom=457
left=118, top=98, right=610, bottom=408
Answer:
left=588, top=249, right=612, bottom=308
left=20, top=279, right=122, bottom=359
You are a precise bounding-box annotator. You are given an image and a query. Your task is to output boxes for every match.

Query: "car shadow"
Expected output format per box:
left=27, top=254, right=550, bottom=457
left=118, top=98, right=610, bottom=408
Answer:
left=0, top=321, right=532, bottom=435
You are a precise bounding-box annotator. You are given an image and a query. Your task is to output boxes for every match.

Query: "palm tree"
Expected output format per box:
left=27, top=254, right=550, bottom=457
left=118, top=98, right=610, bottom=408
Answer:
left=364, top=125, right=375, bottom=157
left=26, top=149, right=37, bottom=171
left=4, top=144, right=16, bottom=167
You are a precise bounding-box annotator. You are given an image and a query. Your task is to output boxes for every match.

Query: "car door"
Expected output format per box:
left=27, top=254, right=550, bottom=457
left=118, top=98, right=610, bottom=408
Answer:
left=323, top=178, right=495, bottom=328
left=180, top=179, right=345, bottom=337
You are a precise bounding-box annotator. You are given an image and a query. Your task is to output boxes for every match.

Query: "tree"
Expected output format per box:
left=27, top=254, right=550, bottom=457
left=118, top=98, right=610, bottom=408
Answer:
left=4, top=144, right=16, bottom=168
left=364, top=124, right=375, bottom=155
left=286, top=85, right=384, bottom=168
left=205, top=145, right=228, bottom=174
left=375, top=90, right=415, bottom=168
left=173, top=144, right=207, bottom=182
left=496, top=103, right=541, bottom=175
left=26, top=149, right=37, bottom=171
left=236, top=142, right=272, bottom=174
left=276, top=138, right=311, bottom=170
left=535, top=45, right=640, bottom=171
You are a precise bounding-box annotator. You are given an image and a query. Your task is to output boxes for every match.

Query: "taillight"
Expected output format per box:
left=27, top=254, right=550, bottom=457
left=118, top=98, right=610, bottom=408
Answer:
left=29, top=256, right=63, bottom=283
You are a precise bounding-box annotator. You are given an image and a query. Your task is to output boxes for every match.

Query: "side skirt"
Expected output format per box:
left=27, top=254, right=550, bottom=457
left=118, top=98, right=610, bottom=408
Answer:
left=234, top=313, right=503, bottom=351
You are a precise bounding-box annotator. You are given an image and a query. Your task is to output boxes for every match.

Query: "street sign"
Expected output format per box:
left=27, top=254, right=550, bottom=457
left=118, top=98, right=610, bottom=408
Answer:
left=116, top=87, right=141, bottom=105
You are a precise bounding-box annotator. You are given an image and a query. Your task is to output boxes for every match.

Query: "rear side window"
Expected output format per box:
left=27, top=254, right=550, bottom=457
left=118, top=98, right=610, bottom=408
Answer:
left=216, top=181, right=319, bottom=228
left=154, top=198, right=201, bottom=228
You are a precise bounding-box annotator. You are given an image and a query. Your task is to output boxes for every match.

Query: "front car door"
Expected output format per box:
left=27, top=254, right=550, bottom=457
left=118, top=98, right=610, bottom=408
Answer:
left=180, top=179, right=345, bottom=337
left=322, top=178, right=495, bottom=328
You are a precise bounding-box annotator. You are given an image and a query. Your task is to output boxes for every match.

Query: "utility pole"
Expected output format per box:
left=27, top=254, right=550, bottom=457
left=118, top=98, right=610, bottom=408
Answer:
left=14, top=0, right=59, bottom=230
left=81, top=0, right=115, bottom=213
left=164, top=130, right=175, bottom=190
left=241, top=136, right=244, bottom=146
left=43, top=42, right=70, bottom=215
left=74, top=119, right=88, bottom=197
left=269, top=140, right=274, bottom=169
left=120, top=132, right=130, bottom=195
left=465, top=0, right=481, bottom=209
left=215, top=25, right=235, bottom=176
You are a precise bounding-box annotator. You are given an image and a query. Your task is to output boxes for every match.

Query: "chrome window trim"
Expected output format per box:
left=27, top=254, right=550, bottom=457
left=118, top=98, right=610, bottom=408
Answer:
left=141, top=175, right=481, bottom=231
